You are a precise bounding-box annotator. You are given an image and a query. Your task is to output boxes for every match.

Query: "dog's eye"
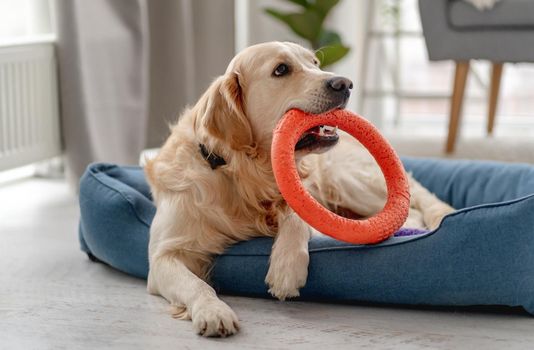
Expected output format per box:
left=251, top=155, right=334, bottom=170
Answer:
left=273, top=63, right=290, bottom=77
left=313, top=58, right=319, bottom=66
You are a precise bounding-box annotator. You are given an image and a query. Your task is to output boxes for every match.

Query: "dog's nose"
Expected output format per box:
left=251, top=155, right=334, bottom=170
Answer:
left=327, top=77, right=353, bottom=93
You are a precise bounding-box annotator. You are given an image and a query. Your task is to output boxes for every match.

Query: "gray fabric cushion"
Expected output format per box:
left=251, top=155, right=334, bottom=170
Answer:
left=449, top=0, right=534, bottom=29
left=419, top=0, right=534, bottom=62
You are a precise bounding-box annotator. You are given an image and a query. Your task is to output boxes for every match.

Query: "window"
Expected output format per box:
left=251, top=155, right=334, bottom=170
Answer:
left=0, top=0, right=55, bottom=45
left=364, top=0, right=534, bottom=139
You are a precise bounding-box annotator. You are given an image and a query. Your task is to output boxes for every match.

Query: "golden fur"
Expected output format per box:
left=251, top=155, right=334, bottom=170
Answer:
left=145, top=42, right=454, bottom=337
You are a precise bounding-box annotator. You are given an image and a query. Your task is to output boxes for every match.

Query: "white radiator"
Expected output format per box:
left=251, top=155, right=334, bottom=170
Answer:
left=0, top=43, right=61, bottom=171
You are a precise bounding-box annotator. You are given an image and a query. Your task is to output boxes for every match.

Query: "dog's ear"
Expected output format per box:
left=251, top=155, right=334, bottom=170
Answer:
left=200, top=72, right=254, bottom=151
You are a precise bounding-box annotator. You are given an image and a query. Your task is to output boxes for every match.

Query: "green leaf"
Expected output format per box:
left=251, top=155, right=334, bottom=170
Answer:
left=316, top=44, right=350, bottom=68
left=317, top=29, right=342, bottom=47
left=264, top=8, right=323, bottom=42
left=285, top=0, right=310, bottom=8
left=313, top=0, right=339, bottom=18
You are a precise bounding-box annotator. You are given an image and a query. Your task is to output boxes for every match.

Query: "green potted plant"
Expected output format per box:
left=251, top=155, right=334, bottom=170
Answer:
left=264, top=0, right=350, bottom=68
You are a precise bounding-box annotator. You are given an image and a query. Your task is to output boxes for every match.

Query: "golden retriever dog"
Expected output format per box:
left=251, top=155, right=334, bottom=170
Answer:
left=144, top=41, right=454, bottom=337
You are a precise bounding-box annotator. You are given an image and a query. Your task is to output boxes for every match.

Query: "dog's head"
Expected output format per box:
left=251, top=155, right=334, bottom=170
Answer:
left=198, top=41, right=352, bottom=157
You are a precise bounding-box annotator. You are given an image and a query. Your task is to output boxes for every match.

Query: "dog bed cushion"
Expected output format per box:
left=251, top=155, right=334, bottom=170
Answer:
left=78, top=157, right=534, bottom=314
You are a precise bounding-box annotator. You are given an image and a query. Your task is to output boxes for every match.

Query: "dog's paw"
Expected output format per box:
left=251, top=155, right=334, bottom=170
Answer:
left=426, top=205, right=455, bottom=231
left=192, top=299, right=239, bottom=337
left=428, top=215, right=447, bottom=231
left=265, top=249, right=309, bottom=301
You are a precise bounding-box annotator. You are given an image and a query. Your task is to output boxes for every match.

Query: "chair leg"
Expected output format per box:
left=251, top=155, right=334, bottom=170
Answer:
left=446, top=61, right=470, bottom=154
left=487, top=62, right=503, bottom=135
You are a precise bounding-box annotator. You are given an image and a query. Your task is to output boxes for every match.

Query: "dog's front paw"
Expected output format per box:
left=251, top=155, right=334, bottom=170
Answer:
left=426, top=205, right=455, bottom=231
left=192, top=298, right=239, bottom=337
left=265, top=249, right=309, bottom=301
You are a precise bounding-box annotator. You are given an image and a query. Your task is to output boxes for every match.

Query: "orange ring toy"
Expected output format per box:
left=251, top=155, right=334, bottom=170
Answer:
left=271, top=109, right=410, bottom=244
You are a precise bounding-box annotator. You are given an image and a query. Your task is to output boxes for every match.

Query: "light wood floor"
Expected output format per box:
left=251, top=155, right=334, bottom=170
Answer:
left=2, top=177, right=534, bottom=350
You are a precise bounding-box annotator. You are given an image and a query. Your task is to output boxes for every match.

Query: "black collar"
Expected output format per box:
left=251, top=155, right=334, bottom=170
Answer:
left=199, top=144, right=227, bottom=169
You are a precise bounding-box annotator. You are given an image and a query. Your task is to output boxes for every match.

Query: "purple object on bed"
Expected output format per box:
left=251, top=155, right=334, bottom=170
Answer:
left=393, top=227, right=429, bottom=237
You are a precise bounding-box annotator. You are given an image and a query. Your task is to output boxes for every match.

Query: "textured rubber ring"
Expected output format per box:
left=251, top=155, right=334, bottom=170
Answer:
left=271, top=109, right=410, bottom=244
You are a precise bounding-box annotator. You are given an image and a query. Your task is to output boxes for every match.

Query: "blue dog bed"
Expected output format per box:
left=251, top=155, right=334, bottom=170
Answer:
left=79, top=157, right=534, bottom=314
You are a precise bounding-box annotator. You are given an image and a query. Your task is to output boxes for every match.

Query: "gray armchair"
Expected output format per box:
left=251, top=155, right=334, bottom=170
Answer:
left=419, top=0, right=534, bottom=153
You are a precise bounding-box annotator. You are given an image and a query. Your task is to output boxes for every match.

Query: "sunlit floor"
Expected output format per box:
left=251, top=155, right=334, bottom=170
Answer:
left=2, top=177, right=534, bottom=350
